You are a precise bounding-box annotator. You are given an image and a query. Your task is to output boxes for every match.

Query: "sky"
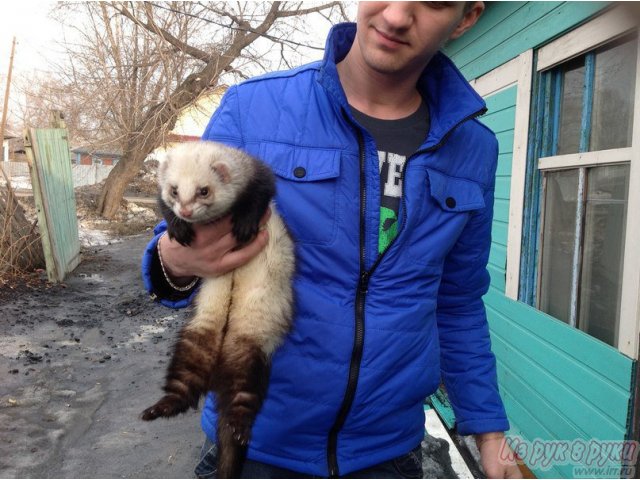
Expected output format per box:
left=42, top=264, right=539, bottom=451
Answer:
left=0, top=1, right=355, bottom=134
left=0, top=1, right=60, bottom=75
left=0, top=1, right=355, bottom=76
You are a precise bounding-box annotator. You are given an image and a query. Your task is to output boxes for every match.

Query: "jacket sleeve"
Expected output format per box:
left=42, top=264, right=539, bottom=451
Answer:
left=435, top=139, right=510, bottom=436
left=141, top=221, right=200, bottom=309
left=141, top=86, right=244, bottom=308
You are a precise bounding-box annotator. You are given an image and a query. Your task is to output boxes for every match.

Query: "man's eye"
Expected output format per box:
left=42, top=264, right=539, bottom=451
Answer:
left=423, top=1, right=454, bottom=9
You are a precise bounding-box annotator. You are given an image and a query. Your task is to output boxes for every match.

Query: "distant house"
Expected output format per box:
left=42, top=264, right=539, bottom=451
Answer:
left=2, top=135, right=12, bottom=162
left=151, top=86, right=227, bottom=161
left=71, top=147, right=123, bottom=166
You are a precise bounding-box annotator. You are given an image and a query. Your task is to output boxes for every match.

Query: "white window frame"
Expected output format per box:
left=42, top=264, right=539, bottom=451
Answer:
left=535, top=9, right=639, bottom=358
left=472, top=7, right=640, bottom=359
left=470, top=50, right=533, bottom=305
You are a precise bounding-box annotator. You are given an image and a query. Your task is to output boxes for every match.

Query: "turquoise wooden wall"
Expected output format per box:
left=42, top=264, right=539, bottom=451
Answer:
left=447, top=1, right=606, bottom=81
left=444, top=3, right=636, bottom=478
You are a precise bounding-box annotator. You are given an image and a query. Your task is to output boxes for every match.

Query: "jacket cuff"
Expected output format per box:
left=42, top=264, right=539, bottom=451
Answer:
left=456, top=417, right=511, bottom=436
left=141, top=223, right=199, bottom=309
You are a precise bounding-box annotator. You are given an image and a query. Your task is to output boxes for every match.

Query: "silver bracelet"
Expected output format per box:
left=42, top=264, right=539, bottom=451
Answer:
left=157, top=232, right=199, bottom=292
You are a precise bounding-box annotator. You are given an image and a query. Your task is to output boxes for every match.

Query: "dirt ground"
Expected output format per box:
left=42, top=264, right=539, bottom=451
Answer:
left=0, top=231, right=479, bottom=479
left=0, top=234, right=202, bottom=478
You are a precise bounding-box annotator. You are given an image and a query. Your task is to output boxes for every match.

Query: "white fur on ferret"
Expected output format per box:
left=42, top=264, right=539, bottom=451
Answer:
left=163, top=141, right=295, bottom=358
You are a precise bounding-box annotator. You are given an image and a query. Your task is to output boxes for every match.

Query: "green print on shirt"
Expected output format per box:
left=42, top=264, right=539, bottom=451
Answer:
left=379, top=206, right=398, bottom=253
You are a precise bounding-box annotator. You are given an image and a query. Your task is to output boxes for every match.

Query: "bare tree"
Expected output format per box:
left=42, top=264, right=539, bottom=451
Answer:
left=45, top=1, right=345, bottom=219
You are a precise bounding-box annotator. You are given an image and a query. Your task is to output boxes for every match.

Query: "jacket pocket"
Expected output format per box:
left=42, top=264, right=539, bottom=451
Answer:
left=259, top=142, right=341, bottom=246
left=405, top=168, right=486, bottom=267
left=425, top=167, right=485, bottom=213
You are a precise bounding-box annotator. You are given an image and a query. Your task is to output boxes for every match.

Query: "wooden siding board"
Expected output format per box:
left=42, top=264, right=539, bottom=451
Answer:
left=488, top=264, right=506, bottom=292
left=494, top=176, right=511, bottom=200
left=483, top=87, right=519, bottom=113
left=491, top=220, right=509, bottom=247
left=452, top=2, right=562, bottom=71
left=489, top=305, right=631, bottom=424
left=482, top=106, right=517, bottom=135
left=495, top=131, right=515, bottom=155
left=443, top=2, right=526, bottom=57
left=491, top=327, right=627, bottom=440
left=484, top=289, right=634, bottom=392
left=446, top=2, right=607, bottom=81
left=493, top=198, right=510, bottom=223
left=496, top=153, right=513, bottom=177
left=489, top=243, right=507, bottom=271
left=498, top=382, right=597, bottom=479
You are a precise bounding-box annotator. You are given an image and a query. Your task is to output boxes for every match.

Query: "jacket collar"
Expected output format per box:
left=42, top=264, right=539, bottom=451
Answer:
left=316, top=23, right=487, bottom=146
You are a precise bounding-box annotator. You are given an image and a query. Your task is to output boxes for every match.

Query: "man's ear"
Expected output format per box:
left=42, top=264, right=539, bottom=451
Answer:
left=449, top=2, right=485, bottom=41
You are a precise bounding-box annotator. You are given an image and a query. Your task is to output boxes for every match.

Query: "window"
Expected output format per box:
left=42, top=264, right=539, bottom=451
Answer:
left=520, top=34, right=637, bottom=348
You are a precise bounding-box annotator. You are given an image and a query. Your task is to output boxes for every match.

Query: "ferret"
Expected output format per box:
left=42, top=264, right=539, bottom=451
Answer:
left=141, top=141, right=295, bottom=479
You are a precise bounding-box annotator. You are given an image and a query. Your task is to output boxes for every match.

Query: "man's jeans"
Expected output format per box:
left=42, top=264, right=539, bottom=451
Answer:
left=194, top=437, right=424, bottom=479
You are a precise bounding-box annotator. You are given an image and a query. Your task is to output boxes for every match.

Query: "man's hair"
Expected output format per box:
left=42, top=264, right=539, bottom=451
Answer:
left=463, top=2, right=476, bottom=14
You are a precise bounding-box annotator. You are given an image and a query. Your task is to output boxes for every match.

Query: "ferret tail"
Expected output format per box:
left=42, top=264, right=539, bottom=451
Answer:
left=215, top=416, right=249, bottom=479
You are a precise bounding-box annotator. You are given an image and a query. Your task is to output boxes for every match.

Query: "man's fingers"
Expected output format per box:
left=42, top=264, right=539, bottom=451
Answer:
left=193, top=215, right=234, bottom=240
left=217, top=230, right=269, bottom=274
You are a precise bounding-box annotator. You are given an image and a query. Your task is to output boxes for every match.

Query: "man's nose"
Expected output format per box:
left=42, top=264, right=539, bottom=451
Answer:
left=381, top=2, right=414, bottom=30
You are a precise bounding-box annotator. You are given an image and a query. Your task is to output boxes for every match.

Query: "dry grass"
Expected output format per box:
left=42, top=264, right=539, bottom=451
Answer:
left=0, top=183, right=45, bottom=283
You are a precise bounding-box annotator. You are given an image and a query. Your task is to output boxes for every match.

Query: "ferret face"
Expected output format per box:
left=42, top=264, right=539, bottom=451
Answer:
left=159, top=144, right=238, bottom=224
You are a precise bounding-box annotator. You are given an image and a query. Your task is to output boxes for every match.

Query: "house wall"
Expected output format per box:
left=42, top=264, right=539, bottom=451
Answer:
left=444, top=3, right=636, bottom=478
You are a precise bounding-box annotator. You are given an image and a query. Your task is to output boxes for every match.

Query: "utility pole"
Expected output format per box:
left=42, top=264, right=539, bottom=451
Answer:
left=1, top=36, right=17, bottom=161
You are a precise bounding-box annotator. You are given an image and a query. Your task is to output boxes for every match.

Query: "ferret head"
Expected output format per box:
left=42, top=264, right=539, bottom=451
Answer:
left=159, top=142, right=251, bottom=223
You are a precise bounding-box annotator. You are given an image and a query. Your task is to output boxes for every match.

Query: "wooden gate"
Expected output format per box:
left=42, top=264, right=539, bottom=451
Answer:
left=24, top=127, right=80, bottom=282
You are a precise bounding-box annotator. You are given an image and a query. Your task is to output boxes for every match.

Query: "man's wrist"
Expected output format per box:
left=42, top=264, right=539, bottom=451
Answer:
left=475, top=431, right=505, bottom=446
left=157, top=233, right=198, bottom=291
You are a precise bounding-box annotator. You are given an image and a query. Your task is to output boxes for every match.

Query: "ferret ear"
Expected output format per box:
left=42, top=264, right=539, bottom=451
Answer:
left=212, top=162, right=231, bottom=184
left=159, top=154, right=170, bottom=183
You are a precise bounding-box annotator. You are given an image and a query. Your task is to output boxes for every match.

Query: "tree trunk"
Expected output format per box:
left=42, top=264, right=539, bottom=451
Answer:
left=97, top=145, right=152, bottom=218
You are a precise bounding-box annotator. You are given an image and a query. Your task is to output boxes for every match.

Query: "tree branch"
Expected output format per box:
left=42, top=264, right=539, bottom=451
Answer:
left=111, top=2, right=211, bottom=63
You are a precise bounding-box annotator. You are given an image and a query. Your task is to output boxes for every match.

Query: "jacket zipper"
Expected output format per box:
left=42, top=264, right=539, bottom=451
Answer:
left=327, top=106, right=486, bottom=477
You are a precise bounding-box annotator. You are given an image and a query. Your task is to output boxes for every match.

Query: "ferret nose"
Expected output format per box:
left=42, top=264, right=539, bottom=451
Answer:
left=179, top=208, right=192, bottom=218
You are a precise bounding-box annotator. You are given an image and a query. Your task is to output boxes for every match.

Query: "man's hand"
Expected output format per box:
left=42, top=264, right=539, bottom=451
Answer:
left=159, top=209, right=271, bottom=282
left=475, top=432, right=523, bottom=479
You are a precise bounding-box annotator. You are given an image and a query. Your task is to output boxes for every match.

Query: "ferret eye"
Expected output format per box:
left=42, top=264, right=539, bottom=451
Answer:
left=199, top=187, right=209, bottom=197
left=171, top=186, right=178, bottom=197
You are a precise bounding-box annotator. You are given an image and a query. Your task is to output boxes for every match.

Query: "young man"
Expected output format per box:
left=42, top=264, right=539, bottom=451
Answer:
left=142, top=2, right=522, bottom=478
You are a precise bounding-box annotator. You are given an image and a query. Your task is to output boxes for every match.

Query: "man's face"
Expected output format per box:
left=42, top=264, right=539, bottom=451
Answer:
left=354, top=2, right=482, bottom=76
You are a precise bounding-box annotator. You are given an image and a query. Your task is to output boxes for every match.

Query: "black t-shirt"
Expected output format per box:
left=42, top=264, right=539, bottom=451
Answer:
left=351, top=100, right=430, bottom=253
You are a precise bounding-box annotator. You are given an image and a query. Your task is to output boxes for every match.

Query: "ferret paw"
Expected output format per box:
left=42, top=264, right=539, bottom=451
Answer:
left=227, top=391, right=261, bottom=446
left=231, top=217, right=259, bottom=245
left=167, top=221, right=195, bottom=247
left=141, top=395, right=189, bottom=421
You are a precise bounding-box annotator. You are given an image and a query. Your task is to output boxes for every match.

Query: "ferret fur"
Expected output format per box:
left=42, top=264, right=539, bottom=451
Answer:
left=141, top=141, right=295, bottom=479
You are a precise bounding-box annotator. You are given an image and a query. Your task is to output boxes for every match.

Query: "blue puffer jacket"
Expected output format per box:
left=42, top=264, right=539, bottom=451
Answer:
left=142, top=23, right=509, bottom=477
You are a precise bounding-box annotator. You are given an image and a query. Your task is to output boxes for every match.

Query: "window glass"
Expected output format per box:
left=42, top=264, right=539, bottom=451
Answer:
left=557, top=58, right=585, bottom=155
left=591, top=38, right=637, bottom=151
left=538, top=170, right=579, bottom=323
left=578, top=164, right=630, bottom=346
